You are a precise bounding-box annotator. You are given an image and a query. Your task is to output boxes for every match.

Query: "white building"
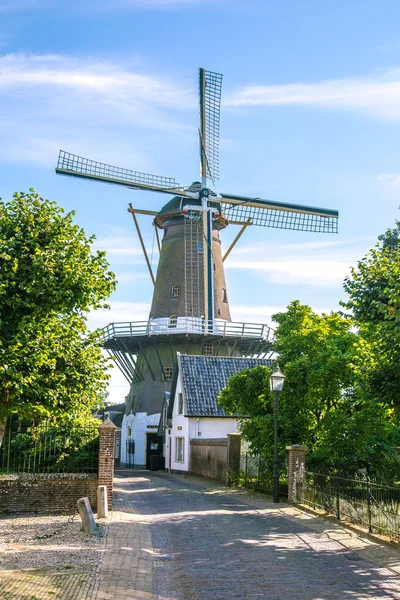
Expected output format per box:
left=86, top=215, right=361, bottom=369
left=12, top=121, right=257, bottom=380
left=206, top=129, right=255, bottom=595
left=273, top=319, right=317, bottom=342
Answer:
left=121, top=411, right=162, bottom=468
left=159, top=353, right=272, bottom=474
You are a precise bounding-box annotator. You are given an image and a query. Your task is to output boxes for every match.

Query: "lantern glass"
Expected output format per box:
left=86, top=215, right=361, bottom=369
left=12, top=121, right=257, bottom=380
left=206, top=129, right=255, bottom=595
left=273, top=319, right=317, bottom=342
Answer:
left=269, top=367, right=285, bottom=392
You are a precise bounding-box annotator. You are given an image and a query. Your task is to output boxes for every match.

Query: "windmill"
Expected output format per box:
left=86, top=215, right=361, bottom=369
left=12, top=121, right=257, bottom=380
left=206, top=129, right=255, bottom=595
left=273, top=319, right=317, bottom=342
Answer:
left=55, top=68, right=338, bottom=417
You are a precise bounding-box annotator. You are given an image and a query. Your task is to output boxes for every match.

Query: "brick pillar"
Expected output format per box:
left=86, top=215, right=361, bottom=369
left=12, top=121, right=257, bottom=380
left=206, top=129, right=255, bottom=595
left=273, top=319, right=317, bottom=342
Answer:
left=286, top=444, right=307, bottom=504
left=227, top=433, right=241, bottom=486
left=98, top=418, right=117, bottom=510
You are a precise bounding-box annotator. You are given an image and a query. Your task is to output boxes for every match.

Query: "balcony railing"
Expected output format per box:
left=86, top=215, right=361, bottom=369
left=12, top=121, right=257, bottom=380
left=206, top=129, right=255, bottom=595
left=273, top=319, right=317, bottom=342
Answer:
left=101, top=317, right=274, bottom=342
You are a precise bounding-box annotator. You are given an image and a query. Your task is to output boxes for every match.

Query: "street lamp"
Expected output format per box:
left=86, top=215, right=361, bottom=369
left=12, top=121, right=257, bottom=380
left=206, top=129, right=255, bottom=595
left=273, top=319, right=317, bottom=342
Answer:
left=270, top=366, right=286, bottom=503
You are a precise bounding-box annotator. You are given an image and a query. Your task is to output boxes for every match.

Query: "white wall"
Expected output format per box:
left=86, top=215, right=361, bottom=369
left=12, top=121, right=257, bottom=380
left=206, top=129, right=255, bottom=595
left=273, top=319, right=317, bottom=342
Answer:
left=168, top=372, right=240, bottom=473
left=169, top=375, right=190, bottom=472
left=121, top=411, right=161, bottom=467
left=188, top=418, right=239, bottom=440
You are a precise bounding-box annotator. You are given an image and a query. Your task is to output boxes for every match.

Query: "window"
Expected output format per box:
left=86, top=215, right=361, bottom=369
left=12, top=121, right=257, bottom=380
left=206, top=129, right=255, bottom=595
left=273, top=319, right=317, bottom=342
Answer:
left=203, top=344, right=214, bottom=356
left=178, top=393, right=183, bottom=415
left=162, top=366, right=173, bottom=381
left=175, top=437, right=184, bottom=462
left=127, top=426, right=132, bottom=437
left=169, top=314, right=177, bottom=328
left=171, top=284, right=179, bottom=297
left=197, top=241, right=203, bottom=253
left=222, top=288, right=227, bottom=303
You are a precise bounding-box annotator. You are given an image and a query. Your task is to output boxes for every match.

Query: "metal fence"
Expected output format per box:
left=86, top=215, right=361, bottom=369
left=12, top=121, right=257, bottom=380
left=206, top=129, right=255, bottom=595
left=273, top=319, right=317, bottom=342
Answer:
left=297, top=472, right=400, bottom=541
left=232, top=451, right=288, bottom=499
left=0, top=420, right=99, bottom=474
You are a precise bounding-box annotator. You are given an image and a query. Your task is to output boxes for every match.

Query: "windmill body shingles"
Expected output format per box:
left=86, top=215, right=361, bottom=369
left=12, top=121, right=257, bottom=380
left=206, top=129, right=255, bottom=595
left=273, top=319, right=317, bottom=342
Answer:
left=180, top=355, right=272, bottom=417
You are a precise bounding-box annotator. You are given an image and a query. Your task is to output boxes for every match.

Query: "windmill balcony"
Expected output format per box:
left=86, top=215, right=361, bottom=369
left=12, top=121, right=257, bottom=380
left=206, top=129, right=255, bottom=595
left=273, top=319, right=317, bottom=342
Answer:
left=101, top=317, right=273, bottom=342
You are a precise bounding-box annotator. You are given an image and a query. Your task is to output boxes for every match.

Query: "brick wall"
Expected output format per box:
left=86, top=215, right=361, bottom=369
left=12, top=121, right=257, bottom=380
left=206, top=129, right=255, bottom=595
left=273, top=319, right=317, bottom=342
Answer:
left=0, top=474, right=98, bottom=514
left=98, top=418, right=117, bottom=510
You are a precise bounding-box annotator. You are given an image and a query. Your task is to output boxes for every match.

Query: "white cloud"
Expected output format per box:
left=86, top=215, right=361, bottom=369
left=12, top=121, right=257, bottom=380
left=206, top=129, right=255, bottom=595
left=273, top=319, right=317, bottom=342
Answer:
left=378, top=173, right=400, bottom=186
left=0, top=53, right=195, bottom=166
left=87, top=300, right=151, bottom=330
left=231, top=303, right=335, bottom=325
left=224, top=240, right=357, bottom=288
left=225, top=69, right=400, bottom=122
left=93, top=232, right=153, bottom=265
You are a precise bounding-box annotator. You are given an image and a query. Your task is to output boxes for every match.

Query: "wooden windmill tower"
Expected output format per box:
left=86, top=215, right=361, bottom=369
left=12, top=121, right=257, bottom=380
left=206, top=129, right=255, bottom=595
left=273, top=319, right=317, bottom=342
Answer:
left=55, top=68, right=339, bottom=416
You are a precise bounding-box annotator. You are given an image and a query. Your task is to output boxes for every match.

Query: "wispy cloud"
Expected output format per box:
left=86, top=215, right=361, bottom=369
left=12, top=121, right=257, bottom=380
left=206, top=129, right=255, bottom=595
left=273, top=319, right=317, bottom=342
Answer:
left=224, top=239, right=362, bottom=288
left=231, top=303, right=335, bottom=325
left=0, top=53, right=195, bottom=166
left=225, top=69, right=400, bottom=122
left=378, top=173, right=400, bottom=186
left=93, top=229, right=159, bottom=268
left=88, top=300, right=150, bottom=330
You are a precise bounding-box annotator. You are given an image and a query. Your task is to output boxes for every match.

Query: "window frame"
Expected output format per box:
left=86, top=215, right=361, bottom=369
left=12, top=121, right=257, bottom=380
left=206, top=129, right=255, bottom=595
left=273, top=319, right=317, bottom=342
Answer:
left=171, top=284, right=180, bottom=298
left=169, top=314, right=178, bottom=328
left=162, top=366, right=173, bottom=381
left=203, top=344, right=214, bottom=356
left=178, top=392, right=184, bottom=415
left=175, top=437, right=184, bottom=463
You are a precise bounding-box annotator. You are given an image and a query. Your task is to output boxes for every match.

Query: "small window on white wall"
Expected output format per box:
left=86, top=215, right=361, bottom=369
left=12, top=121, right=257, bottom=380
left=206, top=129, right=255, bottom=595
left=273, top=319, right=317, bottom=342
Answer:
left=175, top=437, right=184, bottom=462
left=178, top=393, right=183, bottom=415
left=127, top=426, right=132, bottom=437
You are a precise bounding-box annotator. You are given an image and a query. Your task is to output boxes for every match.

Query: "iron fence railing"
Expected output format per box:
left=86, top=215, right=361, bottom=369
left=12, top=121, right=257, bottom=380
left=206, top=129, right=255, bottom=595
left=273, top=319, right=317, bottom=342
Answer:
left=101, top=318, right=274, bottom=341
left=230, top=451, right=288, bottom=499
left=297, top=472, right=400, bottom=541
left=0, top=420, right=99, bottom=474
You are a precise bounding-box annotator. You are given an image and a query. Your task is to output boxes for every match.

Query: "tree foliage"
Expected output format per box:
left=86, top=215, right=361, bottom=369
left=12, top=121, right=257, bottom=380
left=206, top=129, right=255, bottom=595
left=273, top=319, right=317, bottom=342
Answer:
left=220, top=219, right=400, bottom=481
left=218, top=365, right=275, bottom=456
left=0, top=190, right=117, bottom=425
left=272, top=301, right=356, bottom=446
left=343, top=220, right=400, bottom=410
left=219, top=302, right=357, bottom=460
left=309, top=394, right=400, bottom=481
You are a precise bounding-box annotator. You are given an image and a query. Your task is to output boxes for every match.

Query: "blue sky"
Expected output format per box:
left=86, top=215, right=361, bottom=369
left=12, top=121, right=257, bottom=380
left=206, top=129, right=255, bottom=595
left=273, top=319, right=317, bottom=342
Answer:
left=2, top=0, right=400, bottom=402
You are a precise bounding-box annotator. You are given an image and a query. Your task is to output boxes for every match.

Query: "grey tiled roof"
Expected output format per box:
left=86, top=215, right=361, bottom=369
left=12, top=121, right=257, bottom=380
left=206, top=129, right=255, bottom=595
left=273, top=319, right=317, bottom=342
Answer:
left=180, top=355, right=272, bottom=417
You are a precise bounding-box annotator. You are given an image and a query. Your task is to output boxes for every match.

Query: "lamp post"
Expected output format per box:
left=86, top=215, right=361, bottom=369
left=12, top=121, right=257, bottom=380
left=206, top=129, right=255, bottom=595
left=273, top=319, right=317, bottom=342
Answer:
left=270, top=366, right=286, bottom=503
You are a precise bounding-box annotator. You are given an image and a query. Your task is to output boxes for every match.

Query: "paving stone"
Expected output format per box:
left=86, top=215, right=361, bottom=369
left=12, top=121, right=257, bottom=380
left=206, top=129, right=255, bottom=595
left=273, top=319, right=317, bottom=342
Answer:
left=2, top=471, right=400, bottom=599
left=110, top=470, right=400, bottom=600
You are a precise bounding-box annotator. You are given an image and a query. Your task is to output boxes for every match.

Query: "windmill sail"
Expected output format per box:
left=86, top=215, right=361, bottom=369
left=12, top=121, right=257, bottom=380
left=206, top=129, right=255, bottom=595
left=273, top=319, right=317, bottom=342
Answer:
left=199, top=69, right=223, bottom=182
left=219, top=193, right=338, bottom=233
left=56, top=150, right=186, bottom=195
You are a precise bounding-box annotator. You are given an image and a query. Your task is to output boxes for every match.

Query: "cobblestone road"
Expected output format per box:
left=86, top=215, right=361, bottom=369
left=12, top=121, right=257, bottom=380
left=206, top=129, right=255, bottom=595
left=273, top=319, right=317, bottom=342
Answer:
left=105, top=470, right=400, bottom=600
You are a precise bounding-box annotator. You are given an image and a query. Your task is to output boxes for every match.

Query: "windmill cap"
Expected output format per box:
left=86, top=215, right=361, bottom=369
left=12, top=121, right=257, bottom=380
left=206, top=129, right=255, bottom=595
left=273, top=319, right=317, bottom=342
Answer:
left=153, top=182, right=226, bottom=229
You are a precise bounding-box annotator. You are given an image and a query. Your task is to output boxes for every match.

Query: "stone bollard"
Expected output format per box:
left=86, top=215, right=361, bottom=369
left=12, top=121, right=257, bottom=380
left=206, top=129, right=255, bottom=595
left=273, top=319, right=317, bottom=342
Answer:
left=97, top=485, right=109, bottom=518
left=77, top=497, right=100, bottom=537
left=286, top=445, right=308, bottom=504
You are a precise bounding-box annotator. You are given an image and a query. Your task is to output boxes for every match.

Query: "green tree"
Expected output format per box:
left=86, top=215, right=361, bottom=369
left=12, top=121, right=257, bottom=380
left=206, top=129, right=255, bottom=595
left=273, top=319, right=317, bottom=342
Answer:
left=219, top=302, right=356, bottom=458
left=218, top=364, right=275, bottom=456
left=0, top=190, right=117, bottom=443
left=343, top=220, right=400, bottom=411
left=272, top=301, right=356, bottom=447
left=309, top=394, right=400, bottom=482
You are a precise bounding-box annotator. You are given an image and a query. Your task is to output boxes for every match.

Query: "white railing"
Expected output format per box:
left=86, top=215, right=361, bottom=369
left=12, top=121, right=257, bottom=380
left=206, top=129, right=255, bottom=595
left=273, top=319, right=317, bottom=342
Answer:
left=101, top=317, right=274, bottom=341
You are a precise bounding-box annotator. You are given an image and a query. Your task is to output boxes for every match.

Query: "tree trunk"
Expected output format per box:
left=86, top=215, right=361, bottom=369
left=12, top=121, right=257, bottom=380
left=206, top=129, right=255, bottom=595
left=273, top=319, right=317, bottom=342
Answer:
left=0, top=421, right=6, bottom=449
